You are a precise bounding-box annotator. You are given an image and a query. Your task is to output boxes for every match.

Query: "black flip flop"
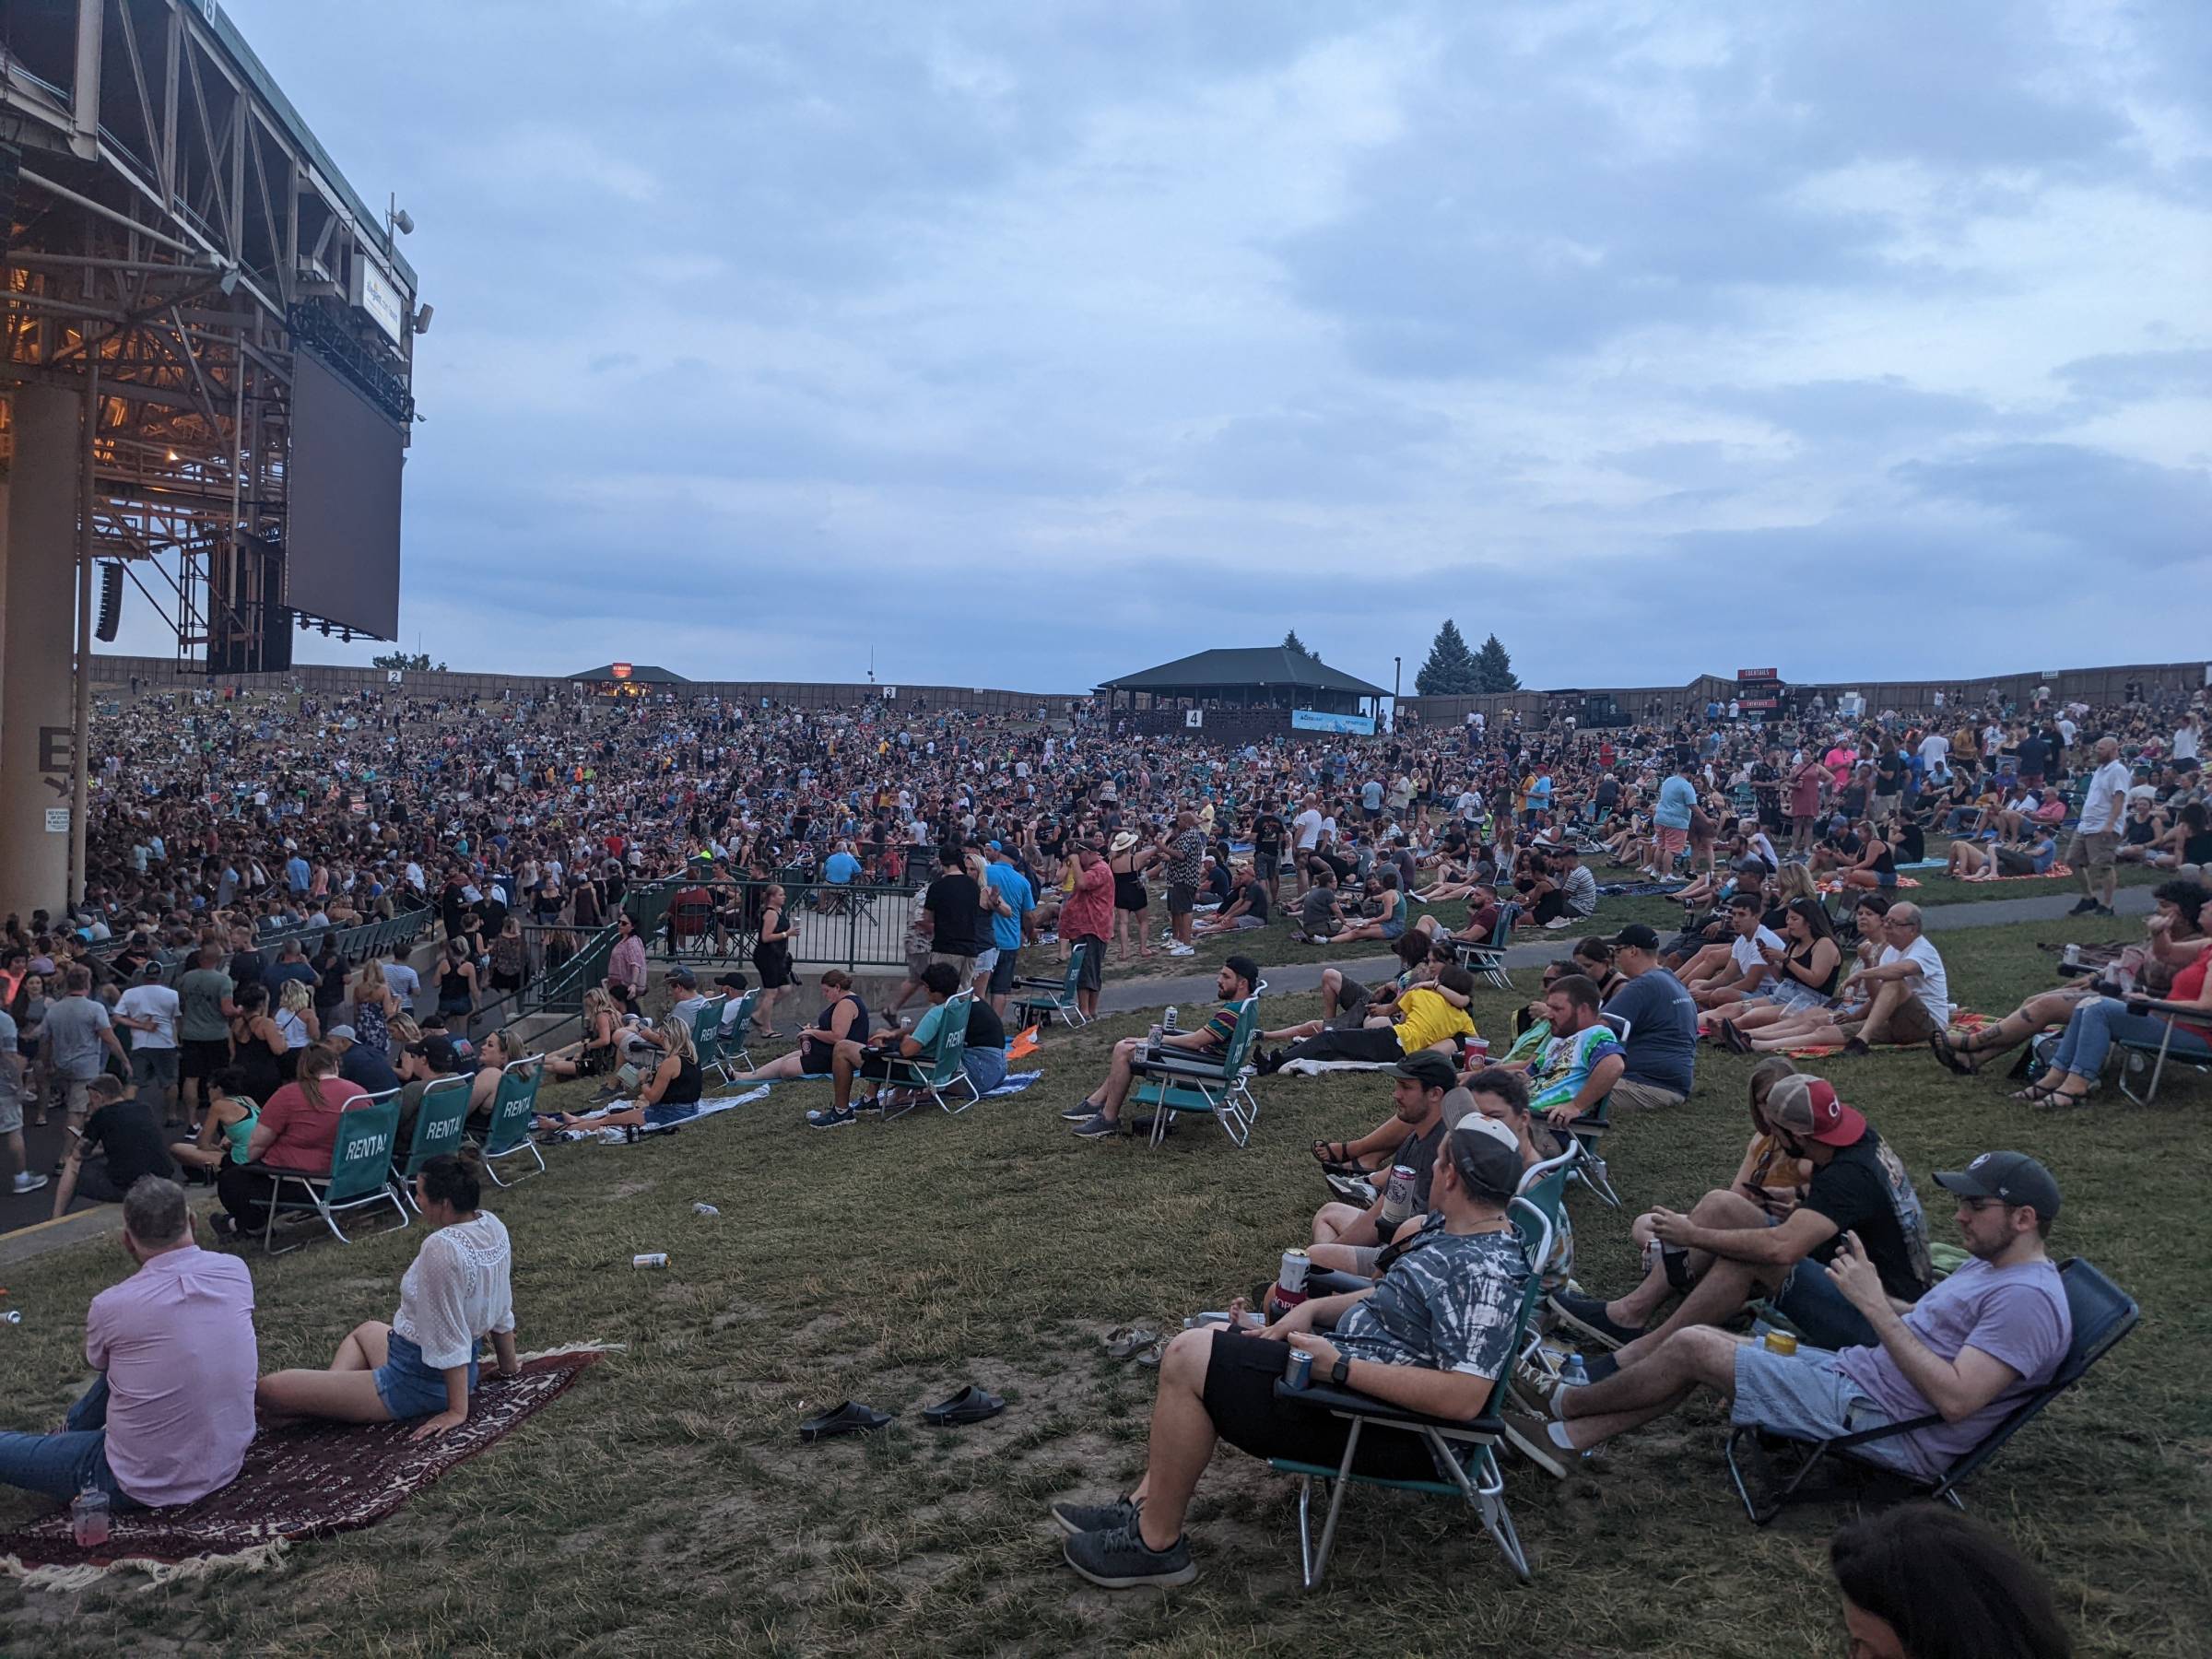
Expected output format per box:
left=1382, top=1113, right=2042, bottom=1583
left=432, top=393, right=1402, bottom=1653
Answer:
left=922, top=1385, right=1006, bottom=1427
left=798, top=1400, right=894, bottom=1442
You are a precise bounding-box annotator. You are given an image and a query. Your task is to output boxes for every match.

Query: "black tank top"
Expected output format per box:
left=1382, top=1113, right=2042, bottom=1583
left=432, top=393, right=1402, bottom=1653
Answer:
left=1789, top=939, right=1841, bottom=996
left=663, top=1056, right=702, bottom=1107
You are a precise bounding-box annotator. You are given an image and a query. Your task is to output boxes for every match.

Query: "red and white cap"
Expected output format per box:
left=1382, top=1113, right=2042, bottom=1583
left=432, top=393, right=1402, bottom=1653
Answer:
left=1765, top=1074, right=1865, bottom=1147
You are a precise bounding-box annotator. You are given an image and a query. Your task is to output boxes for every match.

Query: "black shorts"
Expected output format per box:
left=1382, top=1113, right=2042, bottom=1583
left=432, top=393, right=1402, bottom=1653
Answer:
left=181, top=1038, right=230, bottom=1080
left=858, top=1049, right=902, bottom=1081
left=1073, top=935, right=1106, bottom=991
left=988, top=949, right=1020, bottom=994
left=73, top=1161, right=134, bottom=1205
left=1201, top=1332, right=1439, bottom=1480
left=753, top=954, right=794, bottom=991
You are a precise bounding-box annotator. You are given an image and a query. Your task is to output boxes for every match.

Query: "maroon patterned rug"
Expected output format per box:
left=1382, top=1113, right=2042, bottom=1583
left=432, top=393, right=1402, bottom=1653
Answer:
left=0, top=1347, right=605, bottom=1583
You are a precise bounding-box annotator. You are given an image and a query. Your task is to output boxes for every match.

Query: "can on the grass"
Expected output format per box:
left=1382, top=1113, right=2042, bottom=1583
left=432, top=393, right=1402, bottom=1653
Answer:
left=1382, top=1164, right=1418, bottom=1227
left=1763, top=1330, right=1798, bottom=1357
left=632, top=1253, right=670, bottom=1270
left=1276, top=1247, right=1311, bottom=1308
left=2064, top=944, right=2080, bottom=967
left=1284, top=1347, right=1312, bottom=1390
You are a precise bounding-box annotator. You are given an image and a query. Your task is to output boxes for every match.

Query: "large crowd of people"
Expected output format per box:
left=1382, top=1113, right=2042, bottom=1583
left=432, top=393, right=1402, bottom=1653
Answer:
left=2, top=666, right=2202, bottom=1647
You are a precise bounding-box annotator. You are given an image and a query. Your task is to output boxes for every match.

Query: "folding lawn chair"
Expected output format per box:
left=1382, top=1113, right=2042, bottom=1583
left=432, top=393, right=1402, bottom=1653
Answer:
left=2112, top=994, right=2212, bottom=1105
left=714, top=988, right=761, bottom=1081
left=1129, top=986, right=1265, bottom=1148
left=1009, top=941, right=1092, bottom=1030
left=477, top=1055, right=547, bottom=1186
left=1266, top=1193, right=1554, bottom=1587
left=689, top=994, right=729, bottom=1078
left=1724, top=1256, right=2138, bottom=1524
left=391, top=1075, right=473, bottom=1212
left=1451, top=905, right=1518, bottom=992
left=252, top=1089, right=408, bottom=1253
left=1554, top=1012, right=1629, bottom=1207
left=874, top=990, right=979, bottom=1117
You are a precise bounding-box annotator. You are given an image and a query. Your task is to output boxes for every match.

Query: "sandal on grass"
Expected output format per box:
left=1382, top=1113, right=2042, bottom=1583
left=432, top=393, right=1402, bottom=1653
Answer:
left=1930, top=1031, right=1979, bottom=1076
left=1103, top=1324, right=1159, bottom=1359
left=2009, top=1081, right=2070, bottom=1104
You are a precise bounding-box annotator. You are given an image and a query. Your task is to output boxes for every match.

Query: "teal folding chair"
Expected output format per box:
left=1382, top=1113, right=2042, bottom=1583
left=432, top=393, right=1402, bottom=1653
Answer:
left=392, top=1075, right=473, bottom=1212
left=254, top=1089, right=408, bottom=1253
left=1267, top=1194, right=1553, bottom=1586
left=1009, top=943, right=1092, bottom=1030
left=477, top=1056, right=547, bottom=1186
left=1130, top=990, right=1265, bottom=1148
left=876, top=992, right=979, bottom=1117
left=690, top=994, right=728, bottom=1079
left=717, top=988, right=761, bottom=1081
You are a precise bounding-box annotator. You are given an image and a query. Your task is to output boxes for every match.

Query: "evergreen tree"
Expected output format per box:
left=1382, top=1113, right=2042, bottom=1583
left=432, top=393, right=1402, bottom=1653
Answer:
left=1414, top=619, right=1480, bottom=696
left=1474, top=633, right=1520, bottom=693
left=1282, top=629, right=1314, bottom=659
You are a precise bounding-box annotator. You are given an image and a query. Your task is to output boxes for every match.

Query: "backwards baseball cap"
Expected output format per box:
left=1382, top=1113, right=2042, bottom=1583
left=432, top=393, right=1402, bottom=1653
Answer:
left=1764, top=1074, right=1865, bottom=1147
left=324, top=1023, right=358, bottom=1042
left=1223, top=954, right=1261, bottom=988
left=1442, top=1114, right=1524, bottom=1201
left=714, top=971, right=750, bottom=991
left=1609, top=923, right=1662, bottom=952
left=1390, top=1051, right=1461, bottom=1093
left=1935, top=1151, right=2063, bottom=1224
left=418, top=1034, right=460, bottom=1073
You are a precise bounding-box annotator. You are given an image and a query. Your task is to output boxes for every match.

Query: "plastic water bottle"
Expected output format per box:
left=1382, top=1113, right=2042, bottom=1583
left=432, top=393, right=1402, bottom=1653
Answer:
left=1163, top=1006, right=1179, bottom=1034
left=1560, top=1354, right=1589, bottom=1388
left=71, top=1487, right=110, bottom=1547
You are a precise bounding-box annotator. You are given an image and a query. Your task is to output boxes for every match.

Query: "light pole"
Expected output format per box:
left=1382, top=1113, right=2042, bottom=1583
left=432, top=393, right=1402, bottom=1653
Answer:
left=1393, top=655, right=1402, bottom=731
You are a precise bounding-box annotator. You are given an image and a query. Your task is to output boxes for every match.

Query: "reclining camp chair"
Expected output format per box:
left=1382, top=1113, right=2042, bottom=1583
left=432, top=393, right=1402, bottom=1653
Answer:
left=875, top=991, right=980, bottom=1117
left=391, top=1075, right=472, bottom=1212
left=1009, top=941, right=1092, bottom=1030
left=1552, top=1012, right=1629, bottom=1207
left=252, top=1089, right=408, bottom=1253
left=1724, top=1256, right=2137, bottom=1524
left=476, top=1055, right=547, bottom=1186
left=1128, top=986, right=1265, bottom=1148
left=1265, top=1193, right=1554, bottom=1587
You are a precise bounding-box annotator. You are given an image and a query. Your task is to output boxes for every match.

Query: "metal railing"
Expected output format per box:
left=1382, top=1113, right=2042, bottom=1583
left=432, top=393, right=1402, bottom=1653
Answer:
left=96, top=902, right=437, bottom=992
left=653, top=878, right=924, bottom=972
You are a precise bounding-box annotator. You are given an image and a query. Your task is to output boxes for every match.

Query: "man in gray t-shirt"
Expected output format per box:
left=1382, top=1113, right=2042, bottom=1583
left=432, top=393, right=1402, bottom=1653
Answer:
left=41, top=971, right=127, bottom=1128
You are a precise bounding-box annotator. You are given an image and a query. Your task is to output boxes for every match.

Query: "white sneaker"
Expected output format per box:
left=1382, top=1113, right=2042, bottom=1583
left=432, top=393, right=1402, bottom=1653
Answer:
left=13, top=1171, right=49, bottom=1194
left=1544, top=917, right=1572, bottom=930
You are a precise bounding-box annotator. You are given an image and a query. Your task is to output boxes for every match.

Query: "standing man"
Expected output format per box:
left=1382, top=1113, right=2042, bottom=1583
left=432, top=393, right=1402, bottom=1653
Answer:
left=1059, top=842, right=1114, bottom=1024
left=982, top=841, right=1036, bottom=1016
left=41, top=966, right=129, bottom=1134
left=175, top=943, right=237, bottom=1124
left=1649, top=759, right=1698, bottom=878
left=114, top=960, right=183, bottom=1126
left=0, top=1002, right=45, bottom=1195
left=2068, top=735, right=2131, bottom=918
left=1161, top=811, right=1207, bottom=958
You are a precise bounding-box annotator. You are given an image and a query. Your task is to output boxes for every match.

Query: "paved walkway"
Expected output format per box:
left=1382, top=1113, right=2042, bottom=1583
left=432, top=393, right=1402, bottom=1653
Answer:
left=1098, top=885, right=2151, bottom=1016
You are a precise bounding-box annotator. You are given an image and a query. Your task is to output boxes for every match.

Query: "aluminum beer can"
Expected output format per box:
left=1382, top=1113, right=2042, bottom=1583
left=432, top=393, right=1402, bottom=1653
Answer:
left=1283, top=1347, right=1313, bottom=1390
left=1382, top=1164, right=1418, bottom=1227
left=1276, top=1247, right=1311, bottom=1307
left=1763, top=1330, right=1798, bottom=1357
left=2063, top=944, right=2080, bottom=967
left=632, top=1253, right=670, bottom=1269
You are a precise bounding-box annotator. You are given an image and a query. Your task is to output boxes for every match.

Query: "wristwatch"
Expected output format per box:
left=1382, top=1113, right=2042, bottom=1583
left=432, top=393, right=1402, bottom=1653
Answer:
left=1329, top=1355, right=1351, bottom=1387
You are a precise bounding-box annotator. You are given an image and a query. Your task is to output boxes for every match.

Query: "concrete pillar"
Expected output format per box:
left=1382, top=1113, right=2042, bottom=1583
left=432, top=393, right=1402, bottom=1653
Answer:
left=0, top=385, right=84, bottom=922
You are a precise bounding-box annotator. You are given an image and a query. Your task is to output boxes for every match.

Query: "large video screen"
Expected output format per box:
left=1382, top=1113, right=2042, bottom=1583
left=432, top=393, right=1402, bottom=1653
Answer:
left=285, top=350, right=404, bottom=639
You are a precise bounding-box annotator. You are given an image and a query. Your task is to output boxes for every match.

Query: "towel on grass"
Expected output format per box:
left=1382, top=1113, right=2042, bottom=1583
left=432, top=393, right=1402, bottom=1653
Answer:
left=1280, top=1057, right=1400, bottom=1077
left=0, top=1346, right=609, bottom=1586
left=548, top=1085, right=773, bottom=1143
left=1780, top=1009, right=1988, bottom=1059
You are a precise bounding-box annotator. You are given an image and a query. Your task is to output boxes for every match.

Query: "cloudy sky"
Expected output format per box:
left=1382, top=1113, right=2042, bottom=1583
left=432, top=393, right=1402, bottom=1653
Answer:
left=141, top=0, right=2211, bottom=693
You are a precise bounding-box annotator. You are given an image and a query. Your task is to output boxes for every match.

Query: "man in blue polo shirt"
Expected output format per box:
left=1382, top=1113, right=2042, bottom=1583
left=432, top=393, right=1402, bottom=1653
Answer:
left=822, top=841, right=862, bottom=886
left=982, top=843, right=1035, bottom=1015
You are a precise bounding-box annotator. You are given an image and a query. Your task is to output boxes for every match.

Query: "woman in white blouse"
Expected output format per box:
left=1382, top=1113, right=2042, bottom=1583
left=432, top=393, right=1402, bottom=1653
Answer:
left=255, top=1151, right=520, bottom=1439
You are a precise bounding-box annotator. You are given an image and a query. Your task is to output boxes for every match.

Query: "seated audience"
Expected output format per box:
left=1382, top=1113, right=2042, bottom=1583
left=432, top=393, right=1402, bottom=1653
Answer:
left=1255, top=965, right=1475, bottom=1074
left=256, top=1151, right=519, bottom=1437
left=1053, top=1116, right=1530, bottom=1587
left=0, top=1177, right=255, bottom=1508
left=169, top=1065, right=260, bottom=1177
left=724, top=970, right=870, bottom=1083
left=214, top=1043, right=371, bottom=1237
left=51, top=1075, right=176, bottom=1218
left=1064, top=958, right=1258, bottom=1139
left=1598, top=925, right=1700, bottom=1112
left=1305, top=1053, right=1458, bottom=1263
left=1829, top=1503, right=2074, bottom=1659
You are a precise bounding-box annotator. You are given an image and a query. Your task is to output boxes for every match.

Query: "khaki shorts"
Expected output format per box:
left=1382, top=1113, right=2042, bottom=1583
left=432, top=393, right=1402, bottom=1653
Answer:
left=930, top=952, right=975, bottom=985
left=1840, top=994, right=1942, bottom=1046
left=2065, top=830, right=2119, bottom=874
left=1610, top=1077, right=1687, bottom=1113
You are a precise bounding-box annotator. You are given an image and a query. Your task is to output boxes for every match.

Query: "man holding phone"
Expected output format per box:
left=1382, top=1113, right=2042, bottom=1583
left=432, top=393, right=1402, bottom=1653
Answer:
left=1687, top=893, right=1783, bottom=1011
left=1510, top=1150, right=2071, bottom=1486
left=1547, top=1077, right=1931, bottom=1371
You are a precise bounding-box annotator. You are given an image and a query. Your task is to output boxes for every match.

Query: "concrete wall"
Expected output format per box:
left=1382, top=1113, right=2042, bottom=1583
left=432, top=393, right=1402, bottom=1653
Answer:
left=90, top=654, right=1083, bottom=718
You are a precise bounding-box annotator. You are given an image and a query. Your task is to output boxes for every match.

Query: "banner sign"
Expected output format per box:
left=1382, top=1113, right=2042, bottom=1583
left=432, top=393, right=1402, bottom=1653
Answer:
left=1292, top=709, right=1375, bottom=735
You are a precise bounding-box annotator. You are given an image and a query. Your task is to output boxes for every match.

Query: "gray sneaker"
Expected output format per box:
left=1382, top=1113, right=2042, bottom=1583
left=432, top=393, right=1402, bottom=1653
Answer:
left=1062, top=1521, right=1197, bottom=1588
left=12, top=1171, right=49, bottom=1195
left=1071, top=1112, right=1122, bottom=1138
left=1050, top=1495, right=1137, bottom=1536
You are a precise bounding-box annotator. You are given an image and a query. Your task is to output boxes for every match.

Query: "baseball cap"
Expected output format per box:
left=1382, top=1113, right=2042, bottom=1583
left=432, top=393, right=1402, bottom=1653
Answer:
left=1764, top=1074, right=1865, bottom=1147
left=139, top=959, right=165, bottom=980
left=714, top=971, right=750, bottom=991
left=419, top=1035, right=460, bottom=1073
left=1390, top=1051, right=1460, bottom=1092
left=324, top=1023, right=358, bottom=1042
left=1934, top=1151, right=2062, bottom=1224
left=1609, top=923, right=1662, bottom=952
left=1223, top=954, right=1261, bottom=987
left=1443, top=1114, right=1524, bottom=1201
left=668, top=968, right=697, bottom=987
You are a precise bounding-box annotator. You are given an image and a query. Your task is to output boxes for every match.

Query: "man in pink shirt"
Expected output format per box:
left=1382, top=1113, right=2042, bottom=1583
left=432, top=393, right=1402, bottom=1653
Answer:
left=0, top=1177, right=257, bottom=1509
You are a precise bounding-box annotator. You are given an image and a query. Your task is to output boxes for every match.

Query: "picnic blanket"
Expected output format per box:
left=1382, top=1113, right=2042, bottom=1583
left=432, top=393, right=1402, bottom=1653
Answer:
left=1779, top=1009, right=1989, bottom=1059
left=1976, top=863, right=2073, bottom=882
left=547, top=1085, right=773, bottom=1143
left=727, top=1070, right=1044, bottom=1100
left=1818, top=875, right=1921, bottom=895
left=0, top=1345, right=609, bottom=1587
left=1597, top=879, right=1690, bottom=898
left=1280, top=1057, right=1399, bottom=1077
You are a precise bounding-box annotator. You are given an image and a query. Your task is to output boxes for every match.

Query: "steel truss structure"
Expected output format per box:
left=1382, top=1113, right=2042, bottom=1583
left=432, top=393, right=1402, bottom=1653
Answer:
left=1, top=0, right=417, bottom=669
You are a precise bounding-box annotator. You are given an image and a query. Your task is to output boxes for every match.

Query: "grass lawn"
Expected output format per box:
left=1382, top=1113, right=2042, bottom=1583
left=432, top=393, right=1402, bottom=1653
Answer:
left=2, top=914, right=2206, bottom=1656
